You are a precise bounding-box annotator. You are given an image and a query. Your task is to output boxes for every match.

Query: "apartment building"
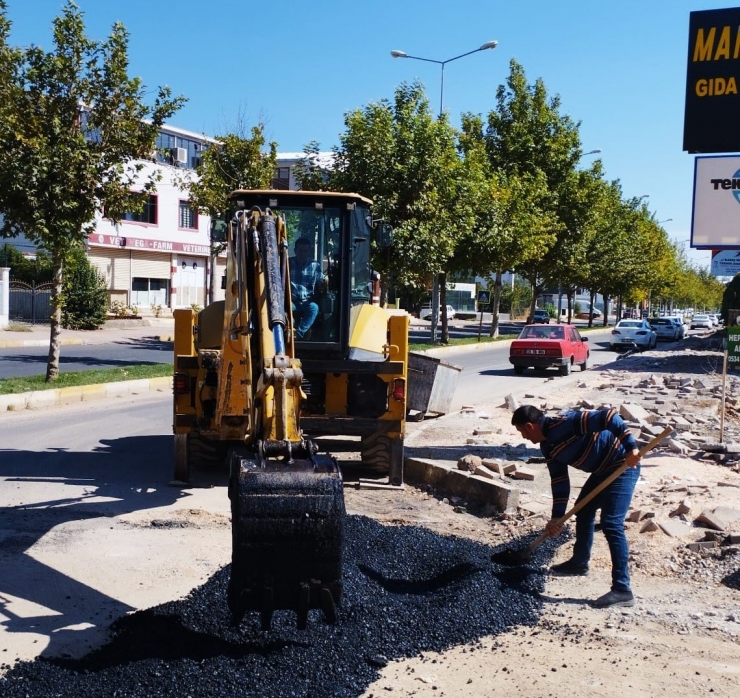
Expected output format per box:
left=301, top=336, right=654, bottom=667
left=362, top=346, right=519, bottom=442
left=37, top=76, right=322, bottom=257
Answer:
left=87, top=123, right=216, bottom=311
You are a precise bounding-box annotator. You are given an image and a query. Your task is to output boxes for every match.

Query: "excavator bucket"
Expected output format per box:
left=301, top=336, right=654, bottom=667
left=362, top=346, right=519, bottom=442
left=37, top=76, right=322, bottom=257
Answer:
left=227, top=450, right=345, bottom=630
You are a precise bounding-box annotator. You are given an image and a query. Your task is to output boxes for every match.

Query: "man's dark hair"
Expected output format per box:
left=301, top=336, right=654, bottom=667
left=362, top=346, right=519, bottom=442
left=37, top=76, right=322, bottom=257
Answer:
left=511, top=404, right=544, bottom=426
left=294, top=237, right=311, bottom=248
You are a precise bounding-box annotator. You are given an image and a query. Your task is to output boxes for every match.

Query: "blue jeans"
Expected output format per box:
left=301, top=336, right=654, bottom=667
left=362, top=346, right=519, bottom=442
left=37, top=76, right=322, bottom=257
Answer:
left=293, top=299, right=319, bottom=339
left=570, top=464, right=640, bottom=593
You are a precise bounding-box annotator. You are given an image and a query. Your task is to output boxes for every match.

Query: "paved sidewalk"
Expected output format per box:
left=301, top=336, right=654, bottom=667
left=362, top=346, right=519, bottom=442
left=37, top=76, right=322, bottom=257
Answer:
left=0, top=317, right=175, bottom=348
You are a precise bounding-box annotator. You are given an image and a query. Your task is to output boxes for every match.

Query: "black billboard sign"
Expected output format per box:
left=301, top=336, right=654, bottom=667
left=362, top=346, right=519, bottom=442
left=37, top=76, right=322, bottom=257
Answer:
left=684, top=7, right=740, bottom=153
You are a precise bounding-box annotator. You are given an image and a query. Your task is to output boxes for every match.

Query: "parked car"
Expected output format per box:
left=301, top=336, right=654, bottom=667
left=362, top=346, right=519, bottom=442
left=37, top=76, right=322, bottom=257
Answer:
left=420, top=305, right=456, bottom=321
left=649, top=317, right=680, bottom=341
left=709, top=313, right=723, bottom=326
left=531, top=309, right=551, bottom=324
left=509, top=323, right=589, bottom=376
left=609, top=319, right=657, bottom=351
left=690, top=314, right=713, bottom=330
left=663, top=316, right=686, bottom=340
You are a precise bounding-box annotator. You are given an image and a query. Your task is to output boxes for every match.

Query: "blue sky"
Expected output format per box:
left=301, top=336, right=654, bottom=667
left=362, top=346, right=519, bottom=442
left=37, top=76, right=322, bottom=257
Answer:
left=6, top=0, right=734, bottom=267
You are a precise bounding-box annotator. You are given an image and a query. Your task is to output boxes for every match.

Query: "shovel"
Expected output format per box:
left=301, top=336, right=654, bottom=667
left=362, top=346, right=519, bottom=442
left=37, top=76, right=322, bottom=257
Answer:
left=491, top=426, right=673, bottom=567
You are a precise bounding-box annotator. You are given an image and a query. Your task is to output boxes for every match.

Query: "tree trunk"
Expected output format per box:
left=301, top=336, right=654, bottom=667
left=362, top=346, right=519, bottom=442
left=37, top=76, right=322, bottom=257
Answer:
left=588, top=289, right=596, bottom=328
left=489, top=270, right=503, bottom=338
left=46, top=255, right=63, bottom=382
left=440, top=272, right=449, bottom=344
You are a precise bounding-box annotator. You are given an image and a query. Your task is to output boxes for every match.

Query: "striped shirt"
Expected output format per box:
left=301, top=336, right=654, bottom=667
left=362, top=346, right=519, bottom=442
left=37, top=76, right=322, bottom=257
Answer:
left=540, top=409, right=638, bottom=518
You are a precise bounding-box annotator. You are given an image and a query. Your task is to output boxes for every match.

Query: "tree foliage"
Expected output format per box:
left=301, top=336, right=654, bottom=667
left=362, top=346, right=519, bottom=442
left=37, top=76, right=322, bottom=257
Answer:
left=184, top=124, right=277, bottom=218
left=325, top=82, right=473, bottom=305
left=0, top=0, right=184, bottom=380
left=62, top=244, right=108, bottom=329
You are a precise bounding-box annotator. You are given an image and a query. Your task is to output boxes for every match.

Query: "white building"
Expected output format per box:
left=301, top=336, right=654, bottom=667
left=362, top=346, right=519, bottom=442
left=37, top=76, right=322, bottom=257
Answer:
left=85, top=129, right=315, bottom=312
left=87, top=123, right=216, bottom=311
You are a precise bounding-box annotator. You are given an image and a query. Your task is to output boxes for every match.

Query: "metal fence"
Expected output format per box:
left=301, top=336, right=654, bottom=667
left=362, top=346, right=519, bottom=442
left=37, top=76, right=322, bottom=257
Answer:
left=9, top=280, right=53, bottom=324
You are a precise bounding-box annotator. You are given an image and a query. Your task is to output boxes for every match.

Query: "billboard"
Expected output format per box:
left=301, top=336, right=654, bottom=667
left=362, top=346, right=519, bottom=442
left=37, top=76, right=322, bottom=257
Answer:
left=691, top=155, right=740, bottom=248
left=684, top=8, right=740, bottom=153
left=711, top=249, right=740, bottom=275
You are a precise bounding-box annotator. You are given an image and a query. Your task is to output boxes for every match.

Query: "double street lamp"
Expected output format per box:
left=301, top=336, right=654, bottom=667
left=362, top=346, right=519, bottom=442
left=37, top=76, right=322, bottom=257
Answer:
left=391, top=40, right=498, bottom=343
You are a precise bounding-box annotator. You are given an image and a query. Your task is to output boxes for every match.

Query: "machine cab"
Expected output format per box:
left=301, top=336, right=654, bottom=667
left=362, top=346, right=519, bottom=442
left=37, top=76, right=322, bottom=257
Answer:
left=224, top=190, right=383, bottom=356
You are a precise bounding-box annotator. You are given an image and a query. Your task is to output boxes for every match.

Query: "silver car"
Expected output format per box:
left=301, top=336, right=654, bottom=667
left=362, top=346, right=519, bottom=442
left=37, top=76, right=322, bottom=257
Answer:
left=690, top=314, right=713, bottom=330
left=649, top=317, right=679, bottom=341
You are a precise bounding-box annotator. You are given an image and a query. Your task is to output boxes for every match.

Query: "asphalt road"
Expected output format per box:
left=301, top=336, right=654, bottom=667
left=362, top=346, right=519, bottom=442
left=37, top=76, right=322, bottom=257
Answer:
left=0, top=336, right=173, bottom=379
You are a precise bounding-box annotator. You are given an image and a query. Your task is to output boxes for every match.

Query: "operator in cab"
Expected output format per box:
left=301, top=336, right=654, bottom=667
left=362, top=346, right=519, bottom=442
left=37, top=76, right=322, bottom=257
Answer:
left=289, top=237, right=325, bottom=339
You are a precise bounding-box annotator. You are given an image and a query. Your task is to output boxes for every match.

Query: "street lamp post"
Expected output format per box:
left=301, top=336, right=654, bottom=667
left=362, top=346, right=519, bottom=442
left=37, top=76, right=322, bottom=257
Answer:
left=391, top=40, right=498, bottom=344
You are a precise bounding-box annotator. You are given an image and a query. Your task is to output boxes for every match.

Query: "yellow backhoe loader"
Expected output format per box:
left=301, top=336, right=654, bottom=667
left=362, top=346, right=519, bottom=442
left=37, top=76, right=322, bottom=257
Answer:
left=172, top=190, right=408, bottom=629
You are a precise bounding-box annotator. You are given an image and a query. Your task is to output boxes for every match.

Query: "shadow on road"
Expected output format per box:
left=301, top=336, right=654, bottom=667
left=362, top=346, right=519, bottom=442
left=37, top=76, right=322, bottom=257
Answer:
left=0, top=435, right=190, bottom=660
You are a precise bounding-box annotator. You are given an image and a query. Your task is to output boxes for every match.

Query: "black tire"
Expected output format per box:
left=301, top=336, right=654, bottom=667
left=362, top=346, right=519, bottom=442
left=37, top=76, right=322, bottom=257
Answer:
left=361, top=431, right=392, bottom=472
left=513, top=365, right=525, bottom=375
left=173, top=433, right=189, bottom=482
left=559, top=361, right=571, bottom=376
left=580, top=354, right=589, bottom=371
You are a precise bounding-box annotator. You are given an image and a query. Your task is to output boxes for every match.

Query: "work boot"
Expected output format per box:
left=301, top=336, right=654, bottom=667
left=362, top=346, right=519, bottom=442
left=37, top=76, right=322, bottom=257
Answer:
left=593, top=590, right=635, bottom=608
left=549, top=559, right=589, bottom=576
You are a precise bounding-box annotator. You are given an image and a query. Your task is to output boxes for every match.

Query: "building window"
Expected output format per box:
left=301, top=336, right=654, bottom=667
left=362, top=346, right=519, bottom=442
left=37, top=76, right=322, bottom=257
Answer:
left=179, top=200, right=198, bottom=230
left=123, top=195, right=157, bottom=224
left=271, top=166, right=291, bottom=190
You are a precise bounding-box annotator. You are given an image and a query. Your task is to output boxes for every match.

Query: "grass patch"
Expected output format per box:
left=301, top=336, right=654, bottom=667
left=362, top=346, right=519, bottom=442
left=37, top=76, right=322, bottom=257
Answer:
left=2, top=322, right=33, bottom=332
left=0, top=363, right=172, bottom=395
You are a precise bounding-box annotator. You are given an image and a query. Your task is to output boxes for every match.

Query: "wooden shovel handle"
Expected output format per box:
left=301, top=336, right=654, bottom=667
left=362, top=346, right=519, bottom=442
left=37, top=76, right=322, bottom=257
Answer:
left=528, top=425, right=673, bottom=551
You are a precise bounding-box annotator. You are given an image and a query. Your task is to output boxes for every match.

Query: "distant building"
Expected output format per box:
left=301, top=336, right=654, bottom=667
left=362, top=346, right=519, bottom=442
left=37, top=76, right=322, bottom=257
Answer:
left=4, top=121, right=308, bottom=312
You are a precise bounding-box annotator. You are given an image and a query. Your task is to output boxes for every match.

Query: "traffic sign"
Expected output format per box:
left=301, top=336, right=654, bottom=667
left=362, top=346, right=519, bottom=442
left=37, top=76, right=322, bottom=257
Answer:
left=477, top=290, right=491, bottom=305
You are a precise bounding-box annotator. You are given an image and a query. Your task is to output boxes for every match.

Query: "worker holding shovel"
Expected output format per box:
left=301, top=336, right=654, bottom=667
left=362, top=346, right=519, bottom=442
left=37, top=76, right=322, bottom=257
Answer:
left=511, top=405, right=642, bottom=609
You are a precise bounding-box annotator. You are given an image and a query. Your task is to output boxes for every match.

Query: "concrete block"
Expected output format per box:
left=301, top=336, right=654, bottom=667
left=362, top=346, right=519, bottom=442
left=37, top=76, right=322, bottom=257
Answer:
left=519, top=501, right=550, bottom=516
left=26, top=390, right=58, bottom=410
left=725, top=533, right=740, bottom=544
left=81, top=384, right=107, bottom=402
left=57, top=386, right=84, bottom=405
left=105, top=380, right=133, bottom=398
left=404, top=457, right=520, bottom=514
left=620, top=403, right=652, bottom=423
left=482, top=458, right=515, bottom=475
left=512, top=467, right=537, bottom=481
left=640, top=519, right=659, bottom=533
left=626, top=509, right=643, bottom=523
left=658, top=519, right=691, bottom=538
left=473, top=464, right=497, bottom=480
left=687, top=541, right=718, bottom=552
left=712, top=506, right=740, bottom=522
left=467, top=474, right=520, bottom=514
left=670, top=498, right=692, bottom=517
left=695, top=510, right=728, bottom=531
left=505, top=394, right=519, bottom=411
left=403, top=457, right=450, bottom=487
left=0, top=394, right=29, bottom=411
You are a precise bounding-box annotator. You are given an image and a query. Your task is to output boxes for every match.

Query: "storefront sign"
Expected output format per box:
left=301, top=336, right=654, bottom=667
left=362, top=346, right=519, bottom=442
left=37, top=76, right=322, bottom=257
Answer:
left=684, top=7, right=740, bottom=153
left=89, top=233, right=210, bottom=256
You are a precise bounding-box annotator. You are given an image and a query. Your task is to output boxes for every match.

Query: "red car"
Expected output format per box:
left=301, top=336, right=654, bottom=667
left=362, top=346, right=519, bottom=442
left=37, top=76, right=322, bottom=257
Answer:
left=509, top=324, right=589, bottom=376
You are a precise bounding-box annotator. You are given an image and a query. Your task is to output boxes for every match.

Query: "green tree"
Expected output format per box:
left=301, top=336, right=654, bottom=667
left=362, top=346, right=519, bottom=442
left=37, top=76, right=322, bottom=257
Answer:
left=0, top=243, right=53, bottom=283
left=476, top=59, right=584, bottom=322
left=180, top=123, right=277, bottom=303
left=457, top=113, right=558, bottom=336
left=0, top=1, right=184, bottom=380
left=62, top=245, right=108, bottom=329
left=326, top=82, right=471, bottom=342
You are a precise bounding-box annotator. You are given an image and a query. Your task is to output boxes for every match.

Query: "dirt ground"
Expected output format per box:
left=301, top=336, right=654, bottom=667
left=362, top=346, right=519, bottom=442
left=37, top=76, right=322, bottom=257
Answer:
left=352, top=338, right=740, bottom=697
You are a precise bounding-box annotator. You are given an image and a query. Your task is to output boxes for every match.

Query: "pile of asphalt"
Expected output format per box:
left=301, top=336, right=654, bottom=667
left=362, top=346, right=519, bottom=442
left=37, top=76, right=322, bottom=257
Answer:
left=0, top=516, right=562, bottom=698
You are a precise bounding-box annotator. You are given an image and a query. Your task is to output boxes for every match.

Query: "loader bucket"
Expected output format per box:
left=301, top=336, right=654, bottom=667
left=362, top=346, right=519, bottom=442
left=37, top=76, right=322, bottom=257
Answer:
left=227, top=450, right=345, bottom=630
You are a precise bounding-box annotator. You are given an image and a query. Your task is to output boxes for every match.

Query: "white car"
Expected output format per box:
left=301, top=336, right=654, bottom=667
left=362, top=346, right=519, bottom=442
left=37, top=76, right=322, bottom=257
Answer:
left=420, top=305, right=456, bottom=321
left=690, top=314, right=713, bottom=330
left=609, top=319, right=657, bottom=351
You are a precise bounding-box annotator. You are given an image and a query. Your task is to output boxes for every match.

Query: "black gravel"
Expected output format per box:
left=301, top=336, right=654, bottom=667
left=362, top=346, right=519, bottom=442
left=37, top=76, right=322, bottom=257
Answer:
left=0, top=515, right=564, bottom=698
